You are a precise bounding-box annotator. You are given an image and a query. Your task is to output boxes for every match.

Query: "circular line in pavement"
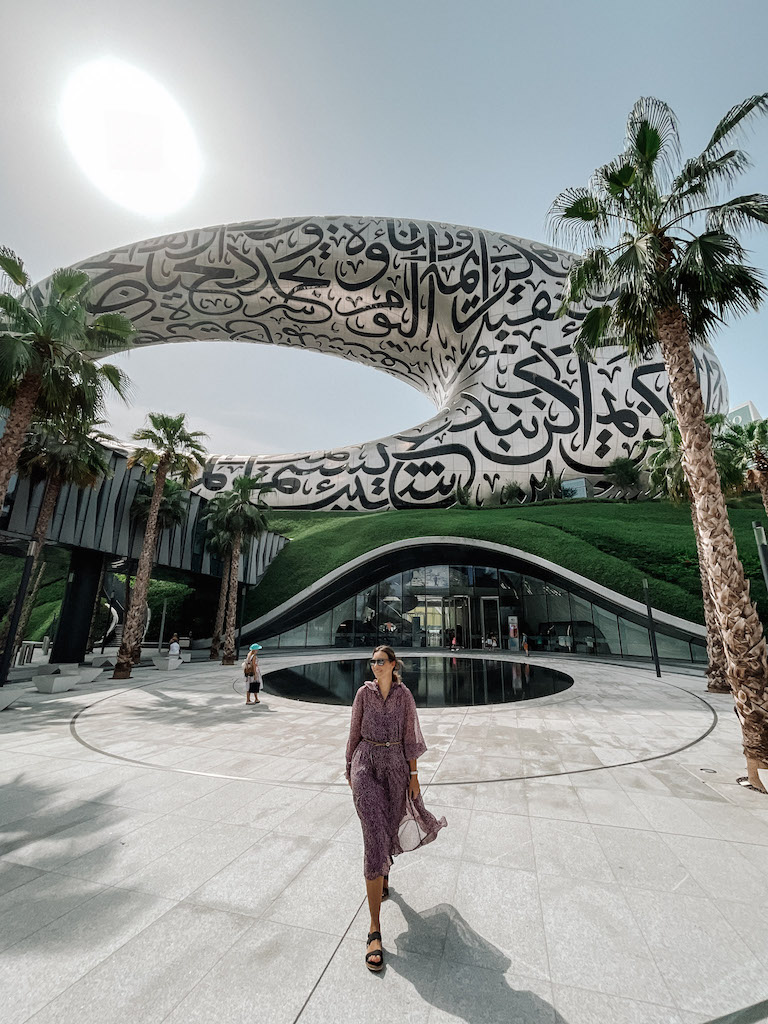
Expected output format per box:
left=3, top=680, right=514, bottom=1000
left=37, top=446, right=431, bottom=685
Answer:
left=67, top=677, right=718, bottom=788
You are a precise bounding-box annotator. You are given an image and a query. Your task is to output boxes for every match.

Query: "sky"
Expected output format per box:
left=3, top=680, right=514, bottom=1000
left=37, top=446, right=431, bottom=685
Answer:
left=2, top=0, right=767, bottom=457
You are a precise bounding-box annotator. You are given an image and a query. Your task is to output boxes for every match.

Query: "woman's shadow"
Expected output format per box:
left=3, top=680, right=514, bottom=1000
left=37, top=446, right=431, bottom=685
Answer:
left=383, top=889, right=568, bottom=1023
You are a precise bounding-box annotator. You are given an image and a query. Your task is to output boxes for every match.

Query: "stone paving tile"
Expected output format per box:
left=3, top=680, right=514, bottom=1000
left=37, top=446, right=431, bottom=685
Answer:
left=164, top=919, right=338, bottom=1024
left=185, top=831, right=326, bottom=918
left=552, top=984, right=684, bottom=1023
left=530, top=818, right=615, bottom=884
left=24, top=903, right=252, bottom=1024
left=54, top=812, right=211, bottom=885
left=623, top=886, right=767, bottom=1017
left=427, top=960, right=557, bottom=1023
left=538, top=875, right=672, bottom=1004
left=0, top=887, right=174, bottom=1024
left=592, top=825, right=706, bottom=896
left=297, top=932, right=437, bottom=1024
left=117, top=821, right=267, bottom=900
left=0, top=871, right=104, bottom=952
left=659, top=833, right=768, bottom=904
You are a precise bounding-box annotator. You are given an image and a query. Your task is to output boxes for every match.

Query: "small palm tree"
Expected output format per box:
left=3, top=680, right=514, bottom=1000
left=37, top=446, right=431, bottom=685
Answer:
left=203, top=475, right=271, bottom=666
left=723, top=419, right=768, bottom=518
left=113, top=413, right=207, bottom=678
left=0, top=249, right=134, bottom=514
left=647, top=412, right=743, bottom=693
left=550, top=94, right=768, bottom=790
left=604, top=457, right=641, bottom=501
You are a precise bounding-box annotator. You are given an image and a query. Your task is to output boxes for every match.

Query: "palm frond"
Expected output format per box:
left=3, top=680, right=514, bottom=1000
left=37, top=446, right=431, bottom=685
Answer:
left=547, top=187, right=609, bottom=246
left=666, top=149, right=751, bottom=220
left=625, top=97, right=681, bottom=181
left=705, top=194, right=768, bottom=233
left=0, top=293, right=40, bottom=334
left=558, top=249, right=612, bottom=312
left=703, top=94, right=768, bottom=157
left=86, top=312, right=136, bottom=350
left=0, top=248, right=29, bottom=288
left=0, top=334, right=36, bottom=383
left=50, top=268, right=90, bottom=300
left=608, top=235, right=662, bottom=295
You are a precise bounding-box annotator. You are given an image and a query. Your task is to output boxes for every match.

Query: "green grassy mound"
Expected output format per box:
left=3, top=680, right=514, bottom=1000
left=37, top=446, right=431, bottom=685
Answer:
left=247, top=497, right=768, bottom=627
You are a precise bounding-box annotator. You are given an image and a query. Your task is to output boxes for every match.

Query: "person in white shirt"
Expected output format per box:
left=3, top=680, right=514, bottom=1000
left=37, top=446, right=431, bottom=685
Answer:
left=168, top=635, right=181, bottom=657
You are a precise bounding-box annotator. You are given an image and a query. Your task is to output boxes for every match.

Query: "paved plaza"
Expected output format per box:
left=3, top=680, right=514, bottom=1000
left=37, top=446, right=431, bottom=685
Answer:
left=0, top=652, right=767, bottom=1023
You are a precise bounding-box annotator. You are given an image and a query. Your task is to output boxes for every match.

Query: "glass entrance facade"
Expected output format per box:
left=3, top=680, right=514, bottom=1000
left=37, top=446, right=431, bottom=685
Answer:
left=259, top=563, right=707, bottom=664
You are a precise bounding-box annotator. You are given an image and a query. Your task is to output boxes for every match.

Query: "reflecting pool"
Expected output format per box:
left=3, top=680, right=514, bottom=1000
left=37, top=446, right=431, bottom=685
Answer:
left=263, top=656, right=573, bottom=707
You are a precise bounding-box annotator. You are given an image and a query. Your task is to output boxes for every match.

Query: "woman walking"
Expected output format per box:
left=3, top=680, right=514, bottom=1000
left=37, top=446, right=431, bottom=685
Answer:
left=346, top=645, right=446, bottom=971
left=243, top=643, right=262, bottom=704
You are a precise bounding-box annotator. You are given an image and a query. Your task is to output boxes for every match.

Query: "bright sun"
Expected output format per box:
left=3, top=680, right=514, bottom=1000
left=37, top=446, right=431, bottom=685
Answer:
left=59, top=57, right=202, bottom=217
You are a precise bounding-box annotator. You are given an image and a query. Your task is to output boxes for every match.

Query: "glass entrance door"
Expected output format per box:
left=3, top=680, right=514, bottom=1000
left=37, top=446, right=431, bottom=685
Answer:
left=444, top=596, right=471, bottom=649
left=481, top=596, right=501, bottom=649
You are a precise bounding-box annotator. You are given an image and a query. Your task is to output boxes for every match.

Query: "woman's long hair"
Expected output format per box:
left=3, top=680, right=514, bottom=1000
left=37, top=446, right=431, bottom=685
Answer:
left=372, top=644, right=404, bottom=683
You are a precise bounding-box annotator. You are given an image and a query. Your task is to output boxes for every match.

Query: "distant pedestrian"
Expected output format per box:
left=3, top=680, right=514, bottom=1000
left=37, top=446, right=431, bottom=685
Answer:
left=168, top=635, right=181, bottom=657
left=243, top=643, right=262, bottom=704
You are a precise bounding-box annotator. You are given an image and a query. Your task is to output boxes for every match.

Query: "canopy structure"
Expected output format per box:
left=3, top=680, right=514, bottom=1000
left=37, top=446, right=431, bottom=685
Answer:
left=53, top=216, right=728, bottom=509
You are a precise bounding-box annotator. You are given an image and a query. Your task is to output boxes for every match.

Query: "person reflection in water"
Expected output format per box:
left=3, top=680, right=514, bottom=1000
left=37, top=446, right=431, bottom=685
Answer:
left=346, top=646, right=447, bottom=971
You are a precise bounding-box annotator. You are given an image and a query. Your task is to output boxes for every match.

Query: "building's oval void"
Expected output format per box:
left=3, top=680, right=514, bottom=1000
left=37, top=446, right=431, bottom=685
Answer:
left=50, top=217, right=728, bottom=509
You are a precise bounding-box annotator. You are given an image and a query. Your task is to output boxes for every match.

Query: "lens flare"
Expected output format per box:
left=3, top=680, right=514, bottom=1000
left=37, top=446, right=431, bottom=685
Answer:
left=59, top=57, right=202, bottom=217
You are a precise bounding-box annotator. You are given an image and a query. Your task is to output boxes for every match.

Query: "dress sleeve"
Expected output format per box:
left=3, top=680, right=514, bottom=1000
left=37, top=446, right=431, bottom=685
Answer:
left=403, top=688, right=427, bottom=761
left=345, top=687, right=364, bottom=780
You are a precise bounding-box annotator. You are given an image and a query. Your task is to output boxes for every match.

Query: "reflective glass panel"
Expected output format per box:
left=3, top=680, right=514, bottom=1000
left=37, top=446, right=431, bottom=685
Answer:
left=592, top=605, right=622, bottom=655
left=655, top=631, right=694, bottom=661
left=354, top=585, right=378, bottom=647
left=306, top=610, right=332, bottom=647
left=332, top=597, right=356, bottom=648
left=619, top=617, right=652, bottom=658
left=569, top=594, right=596, bottom=654
left=279, top=622, right=307, bottom=647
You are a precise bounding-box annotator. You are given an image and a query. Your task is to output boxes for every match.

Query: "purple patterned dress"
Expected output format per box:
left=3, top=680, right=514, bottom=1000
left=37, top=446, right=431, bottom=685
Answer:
left=346, top=679, right=447, bottom=880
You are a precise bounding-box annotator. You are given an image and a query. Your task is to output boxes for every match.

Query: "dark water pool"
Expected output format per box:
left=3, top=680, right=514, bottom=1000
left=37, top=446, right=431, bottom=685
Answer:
left=263, top=656, right=573, bottom=707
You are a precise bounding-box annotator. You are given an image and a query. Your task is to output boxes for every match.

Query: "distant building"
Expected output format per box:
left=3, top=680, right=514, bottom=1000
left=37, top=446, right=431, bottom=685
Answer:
left=727, top=401, right=762, bottom=425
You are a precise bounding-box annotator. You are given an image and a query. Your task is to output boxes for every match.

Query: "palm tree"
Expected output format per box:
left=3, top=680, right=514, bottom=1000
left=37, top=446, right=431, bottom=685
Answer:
left=604, top=457, right=641, bottom=501
left=0, top=249, right=134, bottom=514
left=113, top=414, right=207, bottom=678
left=203, top=475, right=271, bottom=666
left=723, top=419, right=768, bottom=517
left=11, top=415, right=114, bottom=651
left=647, top=412, right=743, bottom=693
left=550, top=95, right=768, bottom=790
left=202, top=516, right=233, bottom=661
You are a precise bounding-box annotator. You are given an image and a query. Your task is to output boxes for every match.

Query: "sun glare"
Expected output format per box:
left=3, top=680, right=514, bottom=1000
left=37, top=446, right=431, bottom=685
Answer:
left=59, top=57, right=202, bottom=217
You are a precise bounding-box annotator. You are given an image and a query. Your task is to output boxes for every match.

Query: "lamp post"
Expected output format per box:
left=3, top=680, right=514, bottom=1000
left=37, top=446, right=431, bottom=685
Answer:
left=643, top=577, right=662, bottom=678
left=753, top=521, right=768, bottom=592
left=0, top=539, right=39, bottom=687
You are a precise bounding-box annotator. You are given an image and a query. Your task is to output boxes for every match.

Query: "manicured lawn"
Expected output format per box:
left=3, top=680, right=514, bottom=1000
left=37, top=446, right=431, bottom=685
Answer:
left=247, top=497, right=768, bottom=625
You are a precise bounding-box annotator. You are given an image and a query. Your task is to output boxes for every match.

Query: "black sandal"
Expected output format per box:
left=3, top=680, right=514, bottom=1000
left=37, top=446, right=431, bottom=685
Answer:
left=365, top=931, right=384, bottom=971
left=382, top=876, right=389, bottom=900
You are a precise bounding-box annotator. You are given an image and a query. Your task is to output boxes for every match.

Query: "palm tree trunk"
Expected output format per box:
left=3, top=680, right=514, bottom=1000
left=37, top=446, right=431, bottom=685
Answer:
left=221, top=532, right=242, bottom=666
left=13, top=559, right=46, bottom=658
left=113, top=464, right=169, bottom=678
left=210, top=569, right=229, bottom=660
left=757, top=471, right=768, bottom=521
left=7, top=476, right=61, bottom=659
left=658, top=308, right=768, bottom=790
left=0, top=373, right=42, bottom=515
left=690, top=504, right=729, bottom=693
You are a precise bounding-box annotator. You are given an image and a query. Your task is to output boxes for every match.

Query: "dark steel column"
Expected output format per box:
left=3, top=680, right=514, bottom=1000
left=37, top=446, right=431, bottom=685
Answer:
left=50, top=549, right=105, bottom=664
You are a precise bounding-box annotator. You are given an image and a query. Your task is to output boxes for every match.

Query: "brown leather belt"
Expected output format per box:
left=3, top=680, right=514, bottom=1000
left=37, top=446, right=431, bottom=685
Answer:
left=362, top=738, right=401, bottom=748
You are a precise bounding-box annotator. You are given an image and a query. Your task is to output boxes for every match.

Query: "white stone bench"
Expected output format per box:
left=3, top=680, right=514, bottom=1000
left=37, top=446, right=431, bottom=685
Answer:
left=35, top=676, right=80, bottom=694
left=180, top=651, right=192, bottom=663
left=90, top=656, right=114, bottom=669
left=152, top=655, right=182, bottom=672
left=0, top=690, right=20, bottom=711
left=64, top=667, right=104, bottom=684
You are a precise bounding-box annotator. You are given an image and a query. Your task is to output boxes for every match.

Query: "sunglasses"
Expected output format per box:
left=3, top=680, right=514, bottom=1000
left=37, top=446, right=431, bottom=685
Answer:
left=369, top=658, right=390, bottom=667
